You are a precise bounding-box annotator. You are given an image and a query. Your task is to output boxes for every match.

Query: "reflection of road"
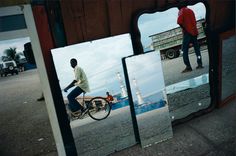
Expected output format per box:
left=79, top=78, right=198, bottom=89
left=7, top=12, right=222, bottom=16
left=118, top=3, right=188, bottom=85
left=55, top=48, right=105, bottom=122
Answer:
left=162, top=49, right=211, bottom=120
left=71, top=106, right=136, bottom=156
left=162, top=50, right=209, bottom=86
left=136, top=106, right=173, bottom=147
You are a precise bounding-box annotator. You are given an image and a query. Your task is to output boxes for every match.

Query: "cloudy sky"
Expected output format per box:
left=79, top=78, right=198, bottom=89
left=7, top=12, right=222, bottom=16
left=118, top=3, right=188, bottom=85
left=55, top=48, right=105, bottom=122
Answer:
left=51, top=34, right=133, bottom=97
left=0, top=37, right=30, bottom=60
left=138, top=2, right=206, bottom=48
left=126, top=52, right=165, bottom=101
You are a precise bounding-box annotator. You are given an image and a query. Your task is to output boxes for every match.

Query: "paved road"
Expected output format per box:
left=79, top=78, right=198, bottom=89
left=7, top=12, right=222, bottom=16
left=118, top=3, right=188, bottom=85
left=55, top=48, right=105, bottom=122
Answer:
left=0, top=69, right=57, bottom=156
left=162, top=50, right=209, bottom=86
left=0, top=50, right=211, bottom=156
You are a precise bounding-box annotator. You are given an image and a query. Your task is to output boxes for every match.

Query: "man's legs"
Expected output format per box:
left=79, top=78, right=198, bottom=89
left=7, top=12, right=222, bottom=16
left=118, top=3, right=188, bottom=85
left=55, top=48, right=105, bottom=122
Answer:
left=192, top=36, right=203, bottom=68
left=182, top=33, right=192, bottom=72
left=67, top=86, right=84, bottom=112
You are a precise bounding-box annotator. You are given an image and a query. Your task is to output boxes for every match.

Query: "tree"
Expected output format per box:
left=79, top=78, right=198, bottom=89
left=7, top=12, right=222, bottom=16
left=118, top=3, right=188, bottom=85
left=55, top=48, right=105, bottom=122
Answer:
left=1, top=55, right=11, bottom=62
left=4, top=47, right=17, bottom=61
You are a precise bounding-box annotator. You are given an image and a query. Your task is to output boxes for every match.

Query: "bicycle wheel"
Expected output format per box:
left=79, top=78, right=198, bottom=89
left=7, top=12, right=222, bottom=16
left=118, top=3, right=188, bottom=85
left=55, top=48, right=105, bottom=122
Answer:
left=88, top=97, right=111, bottom=120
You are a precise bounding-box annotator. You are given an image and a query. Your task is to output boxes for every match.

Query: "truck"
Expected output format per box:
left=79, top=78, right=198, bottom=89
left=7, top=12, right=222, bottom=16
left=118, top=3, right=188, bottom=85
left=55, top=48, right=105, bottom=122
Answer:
left=149, top=19, right=207, bottom=60
left=0, top=60, right=18, bottom=77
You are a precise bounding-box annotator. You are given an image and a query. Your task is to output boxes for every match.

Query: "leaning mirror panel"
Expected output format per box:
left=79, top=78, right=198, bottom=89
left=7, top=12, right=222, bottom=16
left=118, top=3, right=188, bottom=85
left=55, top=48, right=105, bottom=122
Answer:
left=51, top=34, right=137, bottom=156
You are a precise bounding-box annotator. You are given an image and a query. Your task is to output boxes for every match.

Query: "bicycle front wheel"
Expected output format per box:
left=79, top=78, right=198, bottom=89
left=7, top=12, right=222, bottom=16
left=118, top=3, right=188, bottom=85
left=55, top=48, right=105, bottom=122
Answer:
left=88, top=97, right=111, bottom=121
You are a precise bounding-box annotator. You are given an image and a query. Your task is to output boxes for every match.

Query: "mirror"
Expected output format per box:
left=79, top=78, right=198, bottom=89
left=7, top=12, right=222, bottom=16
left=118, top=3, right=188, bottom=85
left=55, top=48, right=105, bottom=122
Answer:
left=138, top=2, right=210, bottom=121
left=51, top=34, right=137, bottom=156
left=124, top=51, right=173, bottom=147
left=221, top=34, right=236, bottom=101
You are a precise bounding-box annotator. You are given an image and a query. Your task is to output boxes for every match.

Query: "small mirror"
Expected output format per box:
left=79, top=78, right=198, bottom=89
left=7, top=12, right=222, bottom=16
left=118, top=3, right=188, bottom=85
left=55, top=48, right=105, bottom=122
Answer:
left=138, top=2, right=210, bottom=121
left=124, top=51, right=173, bottom=147
left=51, top=34, right=137, bottom=156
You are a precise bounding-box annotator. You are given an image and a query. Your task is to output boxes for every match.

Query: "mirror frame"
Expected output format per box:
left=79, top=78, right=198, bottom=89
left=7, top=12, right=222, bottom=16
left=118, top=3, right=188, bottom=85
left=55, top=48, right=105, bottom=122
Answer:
left=130, top=1, right=217, bottom=125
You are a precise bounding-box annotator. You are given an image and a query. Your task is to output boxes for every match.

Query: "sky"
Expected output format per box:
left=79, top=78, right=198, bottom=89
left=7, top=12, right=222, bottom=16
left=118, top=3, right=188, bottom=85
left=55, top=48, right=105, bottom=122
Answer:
left=138, top=2, right=206, bottom=48
left=51, top=34, right=134, bottom=97
left=0, top=37, right=30, bottom=59
left=126, top=51, right=165, bottom=101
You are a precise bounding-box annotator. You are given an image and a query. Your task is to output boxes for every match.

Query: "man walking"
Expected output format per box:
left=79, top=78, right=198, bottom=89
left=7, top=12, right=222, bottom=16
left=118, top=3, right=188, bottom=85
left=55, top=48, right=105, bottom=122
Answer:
left=64, top=58, right=90, bottom=115
left=177, top=5, right=204, bottom=73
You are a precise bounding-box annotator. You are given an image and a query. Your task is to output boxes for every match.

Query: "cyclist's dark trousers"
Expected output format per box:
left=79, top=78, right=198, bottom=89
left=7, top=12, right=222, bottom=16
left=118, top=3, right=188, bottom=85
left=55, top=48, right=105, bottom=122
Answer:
left=182, top=32, right=202, bottom=67
left=67, top=86, right=84, bottom=112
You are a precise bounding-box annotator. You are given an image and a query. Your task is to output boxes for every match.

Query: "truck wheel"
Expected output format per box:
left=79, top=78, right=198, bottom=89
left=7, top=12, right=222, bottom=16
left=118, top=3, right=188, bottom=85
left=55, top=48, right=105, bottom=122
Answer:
left=166, top=49, right=176, bottom=59
left=9, top=66, right=14, bottom=70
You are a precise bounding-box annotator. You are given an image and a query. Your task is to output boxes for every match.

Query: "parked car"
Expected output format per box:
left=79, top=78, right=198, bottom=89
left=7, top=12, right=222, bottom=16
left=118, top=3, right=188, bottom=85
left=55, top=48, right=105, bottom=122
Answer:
left=0, top=60, right=18, bottom=77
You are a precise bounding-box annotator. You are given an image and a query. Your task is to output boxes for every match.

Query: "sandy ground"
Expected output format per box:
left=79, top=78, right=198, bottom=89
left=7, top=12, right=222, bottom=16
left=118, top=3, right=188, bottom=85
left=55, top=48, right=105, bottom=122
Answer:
left=0, top=69, right=57, bottom=156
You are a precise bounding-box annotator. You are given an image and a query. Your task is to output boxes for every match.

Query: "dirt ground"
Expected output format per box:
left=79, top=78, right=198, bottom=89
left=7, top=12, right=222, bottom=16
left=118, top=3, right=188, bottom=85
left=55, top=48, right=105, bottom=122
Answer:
left=0, top=69, right=57, bottom=156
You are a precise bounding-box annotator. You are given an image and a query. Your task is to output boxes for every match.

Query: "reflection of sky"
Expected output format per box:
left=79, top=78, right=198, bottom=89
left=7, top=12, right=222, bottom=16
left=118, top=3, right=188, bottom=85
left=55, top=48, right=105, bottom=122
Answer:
left=126, top=51, right=165, bottom=101
left=51, top=34, right=133, bottom=97
left=138, top=3, right=206, bottom=48
left=0, top=37, right=30, bottom=59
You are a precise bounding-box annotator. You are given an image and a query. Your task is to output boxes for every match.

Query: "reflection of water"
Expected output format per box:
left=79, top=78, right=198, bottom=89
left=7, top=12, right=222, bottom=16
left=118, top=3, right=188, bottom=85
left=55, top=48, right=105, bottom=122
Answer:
left=111, top=91, right=166, bottom=114
left=166, top=73, right=209, bottom=94
left=134, top=91, right=166, bottom=115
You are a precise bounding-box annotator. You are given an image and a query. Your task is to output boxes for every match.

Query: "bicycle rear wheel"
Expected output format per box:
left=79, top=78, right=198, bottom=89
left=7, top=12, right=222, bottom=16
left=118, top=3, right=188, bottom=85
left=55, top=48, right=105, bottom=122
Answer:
left=88, top=97, right=111, bottom=120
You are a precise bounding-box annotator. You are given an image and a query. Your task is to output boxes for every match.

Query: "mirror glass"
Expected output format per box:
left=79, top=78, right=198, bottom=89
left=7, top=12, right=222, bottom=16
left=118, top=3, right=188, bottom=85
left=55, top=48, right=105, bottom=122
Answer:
left=221, top=35, right=236, bottom=100
left=138, top=2, right=210, bottom=121
left=51, top=34, right=136, bottom=156
left=125, top=51, right=173, bottom=147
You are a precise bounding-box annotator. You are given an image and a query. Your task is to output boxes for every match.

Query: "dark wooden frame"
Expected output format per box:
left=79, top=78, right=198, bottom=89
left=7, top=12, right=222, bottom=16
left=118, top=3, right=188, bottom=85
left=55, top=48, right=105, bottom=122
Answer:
left=130, top=1, right=217, bottom=125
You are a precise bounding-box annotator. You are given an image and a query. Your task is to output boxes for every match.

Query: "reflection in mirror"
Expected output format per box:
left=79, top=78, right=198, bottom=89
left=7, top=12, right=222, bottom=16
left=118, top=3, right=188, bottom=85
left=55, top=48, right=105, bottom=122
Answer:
left=51, top=34, right=136, bottom=156
left=138, top=3, right=210, bottom=120
left=221, top=35, right=236, bottom=100
left=125, top=51, right=173, bottom=147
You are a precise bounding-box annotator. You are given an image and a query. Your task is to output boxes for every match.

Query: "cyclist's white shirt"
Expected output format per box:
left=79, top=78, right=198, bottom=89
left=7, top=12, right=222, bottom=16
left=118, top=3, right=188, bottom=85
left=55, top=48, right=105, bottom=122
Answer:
left=74, top=66, right=90, bottom=92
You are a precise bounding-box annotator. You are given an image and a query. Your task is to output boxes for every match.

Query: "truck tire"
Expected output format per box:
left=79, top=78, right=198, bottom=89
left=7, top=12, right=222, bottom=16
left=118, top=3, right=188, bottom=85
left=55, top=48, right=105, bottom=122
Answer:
left=166, top=49, right=176, bottom=59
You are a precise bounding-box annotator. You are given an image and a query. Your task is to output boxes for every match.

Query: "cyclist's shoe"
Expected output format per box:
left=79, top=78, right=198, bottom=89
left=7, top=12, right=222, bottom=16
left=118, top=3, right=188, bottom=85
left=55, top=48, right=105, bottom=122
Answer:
left=79, top=108, right=88, bottom=119
left=71, top=110, right=82, bottom=117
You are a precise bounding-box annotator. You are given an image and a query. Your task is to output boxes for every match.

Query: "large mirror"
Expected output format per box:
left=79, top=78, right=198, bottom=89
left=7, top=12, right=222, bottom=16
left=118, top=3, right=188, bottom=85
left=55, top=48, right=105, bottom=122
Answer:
left=138, top=2, right=210, bottom=121
left=124, top=51, right=173, bottom=147
left=51, top=34, right=136, bottom=156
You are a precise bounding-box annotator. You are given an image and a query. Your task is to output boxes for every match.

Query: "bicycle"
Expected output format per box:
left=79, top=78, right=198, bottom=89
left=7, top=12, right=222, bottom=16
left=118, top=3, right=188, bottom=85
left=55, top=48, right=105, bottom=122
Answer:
left=66, top=93, right=112, bottom=121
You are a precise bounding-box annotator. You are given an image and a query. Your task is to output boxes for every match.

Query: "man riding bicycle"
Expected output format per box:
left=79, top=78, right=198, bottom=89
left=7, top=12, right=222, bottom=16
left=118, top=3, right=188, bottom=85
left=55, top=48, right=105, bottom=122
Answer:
left=63, top=58, right=90, bottom=116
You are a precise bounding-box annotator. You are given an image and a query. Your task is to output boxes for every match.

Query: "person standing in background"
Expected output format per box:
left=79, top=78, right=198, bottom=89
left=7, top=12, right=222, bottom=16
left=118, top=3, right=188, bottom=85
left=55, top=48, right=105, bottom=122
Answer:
left=177, top=5, right=204, bottom=73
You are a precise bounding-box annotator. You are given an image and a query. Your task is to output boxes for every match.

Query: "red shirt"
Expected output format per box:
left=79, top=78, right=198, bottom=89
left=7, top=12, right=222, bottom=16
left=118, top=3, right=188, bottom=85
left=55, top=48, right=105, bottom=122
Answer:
left=177, top=7, right=198, bottom=36
left=106, top=95, right=114, bottom=102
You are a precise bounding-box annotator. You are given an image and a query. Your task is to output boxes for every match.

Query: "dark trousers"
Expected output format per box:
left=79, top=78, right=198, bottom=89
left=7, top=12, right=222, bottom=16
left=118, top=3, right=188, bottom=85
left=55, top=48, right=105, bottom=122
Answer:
left=67, top=86, right=84, bottom=112
left=182, top=32, right=202, bottom=67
